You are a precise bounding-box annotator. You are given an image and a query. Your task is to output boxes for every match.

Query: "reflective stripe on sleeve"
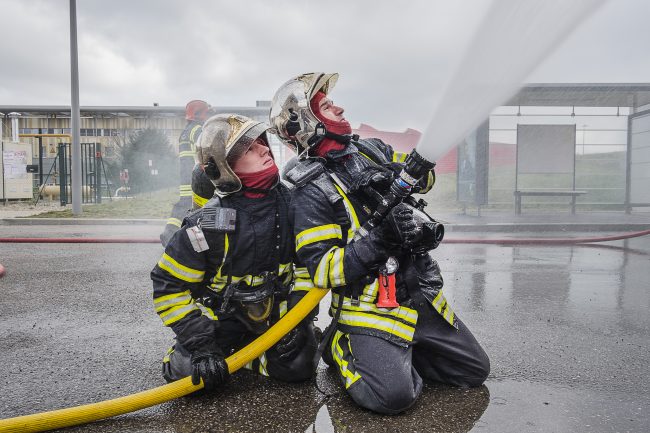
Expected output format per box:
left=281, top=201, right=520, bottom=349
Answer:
left=392, top=152, right=408, bottom=163
left=192, top=192, right=209, bottom=208
left=179, top=185, right=192, bottom=197
left=295, top=224, right=342, bottom=252
left=154, top=290, right=193, bottom=312
left=332, top=185, right=360, bottom=240
left=189, top=125, right=202, bottom=143
left=314, top=246, right=336, bottom=288
left=166, top=217, right=182, bottom=228
left=293, top=266, right=315, bottom=292
left=197, top=303, right=219, bottom=321
left=158, top=253, right=205, bottom=283
left=179, top=150, right=196, bottom=159
left=329, top=247, right=345, bottom=287
left=159, top=303, right=199, bottom=326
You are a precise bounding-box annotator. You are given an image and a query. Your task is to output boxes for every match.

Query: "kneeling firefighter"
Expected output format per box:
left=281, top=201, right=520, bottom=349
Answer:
left=270, top=73, right=490, bottom=414
left=151, top=114, right=317, bottom=391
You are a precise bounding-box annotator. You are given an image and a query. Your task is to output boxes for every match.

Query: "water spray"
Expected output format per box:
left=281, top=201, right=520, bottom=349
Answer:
left=415, top=0, right=607, bottom=163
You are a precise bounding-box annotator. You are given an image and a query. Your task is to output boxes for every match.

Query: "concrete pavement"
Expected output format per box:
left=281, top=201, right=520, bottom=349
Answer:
left=1, top=224, right=649, bottom=432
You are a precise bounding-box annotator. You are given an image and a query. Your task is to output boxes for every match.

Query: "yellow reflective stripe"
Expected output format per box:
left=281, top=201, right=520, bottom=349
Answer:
left=153, top=290, right=192, bottom=312
left=295, top=224, right=342, bottom=252
left=189, top=125, right=202, bottom=143
left=179, top=185, right=192, bottom=197
left=333, top=185, right=359, bottom=239
left=278, top=262, right=292, bottom=275
left=192, top=192, right=209, bottom=208
left=314, top=246, right=337, bottom=288
left=359, top=279, right=379, bottom=304
left=166, top=217, right=181, bottom=227
left=294, top=278, right=315, bottom=292
left=159, top=303, right=199, bottom=326
left=258, top=353, right=269, bottom=376
left=214, top=234, right=229, bottom=280
left=329, top=247, right=345, bottom=287
left=431, top=291, right=456, bottom=327
left=279, top=300, right=288, bottom=318
left=338, top=311, right=415, bottom=342
left=158, top=253, right=205, bottom=283
left=358, top=152, right=372, bottom=161
left=331, top=293, right=418, bottom=325
left=392, top=152, right=408, bottom=163
left=212, top=271, right=283, bottom=290
left=162, top=345, right=174, bottom=363
left=197, top=303, right=219, bottom=320
left=432, top=290, right=444, bottom=309
left=294, top=267, right=311, bottom=279
left=332, top=331, right=361, bottom=389
left=179, top=150, right=196, bottom=158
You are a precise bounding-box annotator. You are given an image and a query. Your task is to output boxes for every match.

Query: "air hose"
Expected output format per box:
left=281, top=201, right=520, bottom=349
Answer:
left=0, top=288, right=329, bottom=433
left=1, top=229, right=649, bottom=245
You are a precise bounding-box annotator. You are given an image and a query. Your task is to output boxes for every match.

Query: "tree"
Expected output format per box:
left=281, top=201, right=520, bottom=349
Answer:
left=115, top=129, right=179, bottom=193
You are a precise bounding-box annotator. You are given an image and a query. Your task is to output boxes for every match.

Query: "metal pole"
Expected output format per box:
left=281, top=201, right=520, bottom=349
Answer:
left=38, top=134, right=43, bottom=188
left=69, top=0, right=82, bottom=215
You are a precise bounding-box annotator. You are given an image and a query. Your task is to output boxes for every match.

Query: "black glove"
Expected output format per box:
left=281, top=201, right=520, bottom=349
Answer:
left=384, top=203, right=422, bottom=248
left=349, top=226, right=392, bottom=271
left=414, top=256, right=444, bottom=303
left=190, top=349, right=229, bottom=391
left=275, top=325, right=307, bottom=361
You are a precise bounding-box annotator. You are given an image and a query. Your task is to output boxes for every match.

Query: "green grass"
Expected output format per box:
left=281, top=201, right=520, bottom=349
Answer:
left=27, top=189, right=177, bottom=219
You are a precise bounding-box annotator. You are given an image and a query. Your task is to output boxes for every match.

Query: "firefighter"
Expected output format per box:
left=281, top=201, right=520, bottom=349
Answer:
left=269, top=73, right=490, bottom=414
left=160, top=100, right=212, bottom=247
left=151, top=114, right=317, bottom=390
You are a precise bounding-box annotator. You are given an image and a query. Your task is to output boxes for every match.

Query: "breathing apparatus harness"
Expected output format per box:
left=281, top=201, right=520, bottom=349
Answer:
left=198, top=192, right=291, bottom=335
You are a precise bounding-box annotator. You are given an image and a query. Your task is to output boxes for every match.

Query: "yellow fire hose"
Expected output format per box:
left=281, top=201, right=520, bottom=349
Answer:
left=0, top=288, right=328, bottom=433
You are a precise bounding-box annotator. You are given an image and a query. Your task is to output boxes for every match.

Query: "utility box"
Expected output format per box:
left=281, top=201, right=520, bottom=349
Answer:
left=1, top=141, right=34, bottom=200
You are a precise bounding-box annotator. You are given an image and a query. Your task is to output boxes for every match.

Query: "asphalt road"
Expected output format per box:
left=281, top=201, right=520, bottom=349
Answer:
left=1, top=224, right=648, bottom=432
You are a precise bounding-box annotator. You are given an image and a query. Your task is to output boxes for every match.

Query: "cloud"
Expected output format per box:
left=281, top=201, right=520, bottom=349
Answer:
left=1, top=0, right=649, bottom=132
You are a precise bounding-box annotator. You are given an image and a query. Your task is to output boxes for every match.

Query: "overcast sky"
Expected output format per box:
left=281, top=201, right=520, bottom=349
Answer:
left=1, top=0, right=649, bottom=131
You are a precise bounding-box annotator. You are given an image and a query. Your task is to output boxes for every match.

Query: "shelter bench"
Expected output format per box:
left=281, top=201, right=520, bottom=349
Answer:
left=514, top=190, right=587, bottom=215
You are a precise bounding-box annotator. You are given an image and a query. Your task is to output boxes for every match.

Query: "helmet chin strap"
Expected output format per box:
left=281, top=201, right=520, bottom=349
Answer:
left=307, top=122, right=359, bottom=149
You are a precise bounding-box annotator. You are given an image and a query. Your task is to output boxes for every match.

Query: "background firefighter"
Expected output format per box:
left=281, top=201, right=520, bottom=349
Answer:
left=160, top=99, right=211, bottom=247
left=270, top=73, right=490, bottom=414
left=151, top=114, right=317, bottom=391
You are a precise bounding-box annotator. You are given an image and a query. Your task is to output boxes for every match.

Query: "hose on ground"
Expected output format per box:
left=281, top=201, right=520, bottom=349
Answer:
left=1, top=228, right=649, bottom=245
left=0, top=288, right=329, bottom=433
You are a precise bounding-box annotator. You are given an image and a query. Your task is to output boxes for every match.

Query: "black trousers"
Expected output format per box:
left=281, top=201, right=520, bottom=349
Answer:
left=162, top=318, right=317, bottom=384
left=327, top=302, right=490, bottom=415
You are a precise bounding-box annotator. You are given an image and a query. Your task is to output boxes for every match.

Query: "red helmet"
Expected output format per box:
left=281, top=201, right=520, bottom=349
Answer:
left=185, top=100, right=211, bottom=121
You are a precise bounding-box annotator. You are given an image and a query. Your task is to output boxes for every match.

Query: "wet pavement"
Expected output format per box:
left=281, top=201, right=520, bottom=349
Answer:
left=1, top=224, right=649, bottom=432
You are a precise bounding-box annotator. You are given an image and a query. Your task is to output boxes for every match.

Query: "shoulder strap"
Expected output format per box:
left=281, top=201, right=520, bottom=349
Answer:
left=310, top=172, right=351, bottom=245
left=351, top=138, right=390, bottom=165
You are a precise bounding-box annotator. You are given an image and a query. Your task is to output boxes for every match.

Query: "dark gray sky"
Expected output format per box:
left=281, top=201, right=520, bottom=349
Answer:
left=1, top=0, right=649, bottom=131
